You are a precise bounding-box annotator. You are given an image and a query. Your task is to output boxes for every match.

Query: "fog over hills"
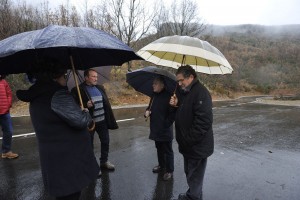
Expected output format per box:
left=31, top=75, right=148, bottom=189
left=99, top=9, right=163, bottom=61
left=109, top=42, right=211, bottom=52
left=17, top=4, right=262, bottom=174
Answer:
left=205, top=24, right=300, bottom=37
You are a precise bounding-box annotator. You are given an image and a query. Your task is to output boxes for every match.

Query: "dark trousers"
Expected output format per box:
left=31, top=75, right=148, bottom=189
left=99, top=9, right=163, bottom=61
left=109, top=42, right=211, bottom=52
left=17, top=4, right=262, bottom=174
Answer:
left=91, top=121, right=109, bottom=164
left=155, top=141, right=174, bottom=173
left=184, top=157, right=207, bottom=200
left=56, top=191, right=81, bottom=200
left=0, top=113, right=13, bottom=153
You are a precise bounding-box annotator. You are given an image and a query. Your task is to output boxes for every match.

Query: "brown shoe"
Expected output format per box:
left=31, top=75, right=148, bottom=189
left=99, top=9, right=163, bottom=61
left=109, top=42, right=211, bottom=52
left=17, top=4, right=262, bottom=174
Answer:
left=163, top=172, right=173, bottom=181
left=2, top=151, right=19, bottom=159
left=100, top=161, right=115, bottom=170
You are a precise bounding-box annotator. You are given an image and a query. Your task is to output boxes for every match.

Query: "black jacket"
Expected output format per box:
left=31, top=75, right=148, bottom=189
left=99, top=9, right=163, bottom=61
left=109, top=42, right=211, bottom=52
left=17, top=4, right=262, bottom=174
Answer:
left=175, top=79, right=214, bottom=159
left=16, top=81, right=99, bottom=197
left=147, top=89, right=175, bottom=141
left=71, top=83, right=118, bottom=130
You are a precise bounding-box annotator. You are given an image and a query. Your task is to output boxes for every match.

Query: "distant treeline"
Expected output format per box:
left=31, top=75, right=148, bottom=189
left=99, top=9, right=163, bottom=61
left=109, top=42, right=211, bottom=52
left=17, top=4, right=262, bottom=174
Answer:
left=1, top=0, right=300, bottom=100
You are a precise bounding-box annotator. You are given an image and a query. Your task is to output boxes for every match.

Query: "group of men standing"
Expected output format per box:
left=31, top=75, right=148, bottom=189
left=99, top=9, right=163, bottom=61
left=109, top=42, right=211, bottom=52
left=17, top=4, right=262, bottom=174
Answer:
left=1, top=65, right=213, bottom=200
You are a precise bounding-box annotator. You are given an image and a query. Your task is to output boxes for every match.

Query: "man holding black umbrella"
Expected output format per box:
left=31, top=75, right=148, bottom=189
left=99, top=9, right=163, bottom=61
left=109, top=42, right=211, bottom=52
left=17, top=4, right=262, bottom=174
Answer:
left=170, top=65, right=214, bottom=200
left=145, top=76, right=175, bottom=181
left=71, top=69, right=118, bottom=172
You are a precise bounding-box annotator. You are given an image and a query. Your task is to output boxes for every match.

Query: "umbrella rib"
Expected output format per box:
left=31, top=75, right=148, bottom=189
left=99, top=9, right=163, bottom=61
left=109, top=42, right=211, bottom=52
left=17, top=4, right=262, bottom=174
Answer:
left=219, top=64, right=224, bottom=74
left=205, top=60, right=212, bottom=74
left=158, top=51, right=170, bottom=65
left=171, top=53, right=178, bottom=67
left=97, top=71, right=110, bottom=82
left=195, top=56, right=198, bottom=70
left=181, top=55, right=186, bottom=66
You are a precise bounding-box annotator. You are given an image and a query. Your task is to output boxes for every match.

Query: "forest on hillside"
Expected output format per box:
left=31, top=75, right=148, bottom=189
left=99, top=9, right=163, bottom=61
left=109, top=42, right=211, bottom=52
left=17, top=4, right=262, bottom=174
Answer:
left=1, top=0, right=300, bottom=103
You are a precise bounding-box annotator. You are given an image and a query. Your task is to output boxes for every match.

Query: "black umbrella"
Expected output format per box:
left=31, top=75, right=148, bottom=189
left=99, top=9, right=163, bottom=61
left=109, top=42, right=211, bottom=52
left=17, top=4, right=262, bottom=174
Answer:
left=0, top=25, right=142, bottom=74
left=126, top=66, right=177, bottom=97
left=0, top=25, right=142, bottom=108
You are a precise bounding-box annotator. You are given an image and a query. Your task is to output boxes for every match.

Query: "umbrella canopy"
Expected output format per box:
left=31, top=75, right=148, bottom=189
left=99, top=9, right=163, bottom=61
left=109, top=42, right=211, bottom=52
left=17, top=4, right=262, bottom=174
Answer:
left=126, top=66, right=177, bottom=97
left=66, top=66, right=112, bottom=90
left=137, top=35, right=233, bottom=75
left=0, top=25, right=142, bottom=74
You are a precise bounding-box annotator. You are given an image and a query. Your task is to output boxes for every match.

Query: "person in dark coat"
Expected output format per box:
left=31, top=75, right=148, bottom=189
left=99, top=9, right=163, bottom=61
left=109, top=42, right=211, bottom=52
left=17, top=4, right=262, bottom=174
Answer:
left=16, top=64, right=99, bottom=200
left=71, top=69, right=118, bottom=173
left=170, top=65, right=214, bottom=200
left=145, top=76, right=175, bottom=181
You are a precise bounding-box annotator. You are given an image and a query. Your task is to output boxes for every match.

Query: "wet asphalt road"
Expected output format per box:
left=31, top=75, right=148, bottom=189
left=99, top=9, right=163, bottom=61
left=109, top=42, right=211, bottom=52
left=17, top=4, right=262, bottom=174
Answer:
left=1, top=97, right=300, bottom=200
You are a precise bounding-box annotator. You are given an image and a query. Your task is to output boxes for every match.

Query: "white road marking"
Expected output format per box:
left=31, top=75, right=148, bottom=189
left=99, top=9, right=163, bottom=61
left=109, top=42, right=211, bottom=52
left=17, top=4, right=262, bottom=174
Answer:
left=0, top=118, right=135, bottom=140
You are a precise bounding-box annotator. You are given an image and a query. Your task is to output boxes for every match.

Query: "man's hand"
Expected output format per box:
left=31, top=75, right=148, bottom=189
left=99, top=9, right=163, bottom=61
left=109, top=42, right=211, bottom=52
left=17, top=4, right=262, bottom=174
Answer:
left=87, top=100, right=94, bottom=108
left=144, top=110, right=151, bottom=118
left=169, top=94, right=178, bottom=107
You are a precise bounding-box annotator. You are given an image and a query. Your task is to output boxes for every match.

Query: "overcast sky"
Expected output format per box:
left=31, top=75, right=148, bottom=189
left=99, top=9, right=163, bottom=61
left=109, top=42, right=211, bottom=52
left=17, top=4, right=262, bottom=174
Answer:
left=23, top=0, right=300, bottom=26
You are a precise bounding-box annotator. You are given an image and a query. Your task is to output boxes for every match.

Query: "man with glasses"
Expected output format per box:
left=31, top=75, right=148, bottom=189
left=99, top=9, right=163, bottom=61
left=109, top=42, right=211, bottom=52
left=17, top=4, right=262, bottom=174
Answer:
left=170, top=65, right=214, bottom=200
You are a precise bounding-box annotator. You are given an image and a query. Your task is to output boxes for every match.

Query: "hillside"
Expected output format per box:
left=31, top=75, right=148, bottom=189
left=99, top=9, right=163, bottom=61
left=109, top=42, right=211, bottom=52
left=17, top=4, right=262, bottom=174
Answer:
left=6, top=24, right=300, bottom=109
left=198, top=24, right=300, bottom=95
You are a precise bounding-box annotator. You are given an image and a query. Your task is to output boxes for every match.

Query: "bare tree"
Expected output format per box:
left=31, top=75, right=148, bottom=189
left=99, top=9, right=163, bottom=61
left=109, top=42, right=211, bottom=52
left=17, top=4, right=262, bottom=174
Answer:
left=88, top=5, right=115, bottom=33
left=169, top=0, right=206, bottom=37
left=0, top=0, right=14, bottom=39
left=154, top=2, right=173, bottom=38
left=69, top=6, right=80, bottom=27
left=57, top=3, right=70, bottom=26
left=102, top=0, right=158, bottom=47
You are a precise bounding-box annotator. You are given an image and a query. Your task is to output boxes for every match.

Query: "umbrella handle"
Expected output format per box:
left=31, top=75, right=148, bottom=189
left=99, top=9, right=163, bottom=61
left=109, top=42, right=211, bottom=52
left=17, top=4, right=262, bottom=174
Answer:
left=171, top=84, right=179, bottom=107
left=70, top=55, right=84, bottom=110
left=145, top=116, right=149, bottom=122
left=145, top=97, right=154, bottom=122
left=70, top=56, right=95, bottom=132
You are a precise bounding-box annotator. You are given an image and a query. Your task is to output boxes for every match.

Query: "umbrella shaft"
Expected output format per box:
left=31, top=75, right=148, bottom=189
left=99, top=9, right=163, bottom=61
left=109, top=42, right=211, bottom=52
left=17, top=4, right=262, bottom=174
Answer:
left=70, top=56, right=84, bottom=109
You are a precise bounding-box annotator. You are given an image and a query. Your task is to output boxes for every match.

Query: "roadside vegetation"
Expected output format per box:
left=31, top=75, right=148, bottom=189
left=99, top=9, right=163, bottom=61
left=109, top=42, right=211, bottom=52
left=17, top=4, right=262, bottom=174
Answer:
left=1, top=0, right=299, bottom=107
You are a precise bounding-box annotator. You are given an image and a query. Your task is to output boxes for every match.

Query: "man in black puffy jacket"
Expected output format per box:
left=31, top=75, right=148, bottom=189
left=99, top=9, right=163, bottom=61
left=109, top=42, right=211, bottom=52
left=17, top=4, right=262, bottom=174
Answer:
left=170, top=65, right=214, bottom=200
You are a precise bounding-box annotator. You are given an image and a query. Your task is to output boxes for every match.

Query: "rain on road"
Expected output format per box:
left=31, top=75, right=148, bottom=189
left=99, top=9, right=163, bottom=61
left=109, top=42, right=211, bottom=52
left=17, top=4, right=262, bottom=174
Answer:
left=1, top=97, right=300, bottom=200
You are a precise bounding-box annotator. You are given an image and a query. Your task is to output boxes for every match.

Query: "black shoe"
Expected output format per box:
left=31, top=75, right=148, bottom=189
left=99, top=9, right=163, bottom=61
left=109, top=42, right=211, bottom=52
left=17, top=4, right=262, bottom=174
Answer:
left=97, top=171, right=102, bottom=178
left=152, top=165, right=162, bottom=173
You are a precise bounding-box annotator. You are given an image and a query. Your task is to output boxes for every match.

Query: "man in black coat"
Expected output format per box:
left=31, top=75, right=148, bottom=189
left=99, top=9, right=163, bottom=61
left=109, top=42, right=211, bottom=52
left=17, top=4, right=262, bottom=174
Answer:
left=71, top=69, right=118, bottom=173
left=170, top=65, right=214, bottom=200
left=144, top=76, right=175, bottom=181
left=17, top=67, right=99, bottom=199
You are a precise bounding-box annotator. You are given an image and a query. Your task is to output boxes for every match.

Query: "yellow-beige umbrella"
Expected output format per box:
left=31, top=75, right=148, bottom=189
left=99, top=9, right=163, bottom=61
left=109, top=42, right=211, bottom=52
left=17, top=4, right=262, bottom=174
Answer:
left=137, top=35, right=233, bottom=75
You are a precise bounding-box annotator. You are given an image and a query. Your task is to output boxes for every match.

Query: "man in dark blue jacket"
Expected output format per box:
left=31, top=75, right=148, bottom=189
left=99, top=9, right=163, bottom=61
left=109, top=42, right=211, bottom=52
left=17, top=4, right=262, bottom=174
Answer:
left=145, top=76, right=175, bottom=181
left=170, top=65, right=214, bottom=200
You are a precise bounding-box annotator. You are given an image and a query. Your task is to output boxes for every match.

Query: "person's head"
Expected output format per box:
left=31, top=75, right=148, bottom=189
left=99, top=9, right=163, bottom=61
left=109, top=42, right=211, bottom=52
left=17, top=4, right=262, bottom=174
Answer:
left=84, top=69, right=98, bottom=86
left=176, top=65, right=197, bottom=90
left=29, top=57, right=67, bottom=86
left=0, top=74, right=6, bottom=80
left=152, top=76, right=165, bottom=93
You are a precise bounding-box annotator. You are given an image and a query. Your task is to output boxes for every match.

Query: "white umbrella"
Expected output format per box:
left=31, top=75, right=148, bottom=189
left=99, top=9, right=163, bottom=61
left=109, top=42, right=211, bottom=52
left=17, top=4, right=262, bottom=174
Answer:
left=137, top=35, right=233, bottom=75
